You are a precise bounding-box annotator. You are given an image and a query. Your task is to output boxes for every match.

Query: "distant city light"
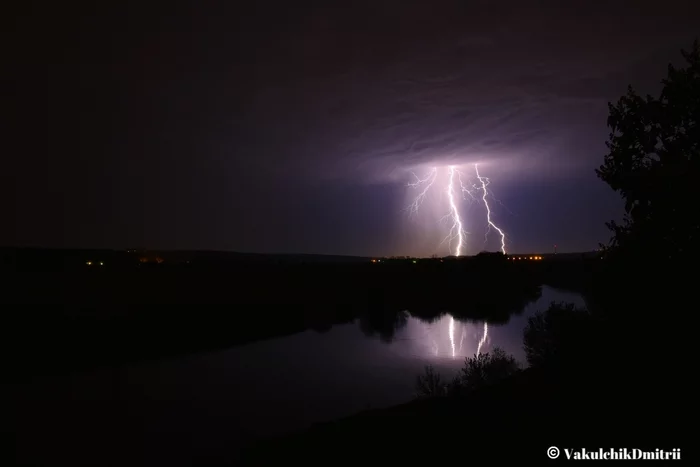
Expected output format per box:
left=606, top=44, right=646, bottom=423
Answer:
left=86, top=261, right=92, bottom=266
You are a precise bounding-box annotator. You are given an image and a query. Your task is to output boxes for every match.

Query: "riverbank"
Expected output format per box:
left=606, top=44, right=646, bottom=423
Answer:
left=243, top=364, right=684, bottom=464
left=7, top=288, right=589, bottom=467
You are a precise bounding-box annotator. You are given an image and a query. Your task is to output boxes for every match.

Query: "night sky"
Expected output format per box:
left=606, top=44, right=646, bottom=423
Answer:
left=7, top=1, right=700, bottom=256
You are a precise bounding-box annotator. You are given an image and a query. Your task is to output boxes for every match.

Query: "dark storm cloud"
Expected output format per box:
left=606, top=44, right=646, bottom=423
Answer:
left=7, top=0, right=700, bottom=253
left=224, top=0, right=700, bottom=183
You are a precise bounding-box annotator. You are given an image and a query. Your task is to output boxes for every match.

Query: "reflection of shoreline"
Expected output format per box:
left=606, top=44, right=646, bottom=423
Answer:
left=399, top=286, right=586, bottom=363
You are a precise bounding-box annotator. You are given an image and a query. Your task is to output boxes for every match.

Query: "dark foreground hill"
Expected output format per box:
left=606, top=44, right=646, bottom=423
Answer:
left=243, top=365, right=684, bottom=464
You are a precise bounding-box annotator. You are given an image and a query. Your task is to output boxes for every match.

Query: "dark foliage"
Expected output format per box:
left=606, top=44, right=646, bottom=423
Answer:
left=596, top=40, right=699, bottom=264
left=414, top=365, right=446, bottom=398
left=523, top=301, right=596, bottom=370
left=591, top=41, right=699, bottom=385
left=414, top=347, right=520, bottom=399
left=453, top=347, right=521, bottom=393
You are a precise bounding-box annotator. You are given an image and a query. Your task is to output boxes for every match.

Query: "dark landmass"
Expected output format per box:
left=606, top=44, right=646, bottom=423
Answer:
left=9, top=246, right=682, bottom=465
left=0, top=247, right=374, bottom=271
left=1, top=248, right=597, bottom=378
left=243, top=365, right=681, bottom=464
left=0, top=246, right=595, bottom=270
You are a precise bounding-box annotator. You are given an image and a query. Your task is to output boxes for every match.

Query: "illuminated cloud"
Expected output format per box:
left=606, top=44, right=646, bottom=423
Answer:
left=14, top=0, right=699, bottom=254
left=231, top=1, right=699, bottom=187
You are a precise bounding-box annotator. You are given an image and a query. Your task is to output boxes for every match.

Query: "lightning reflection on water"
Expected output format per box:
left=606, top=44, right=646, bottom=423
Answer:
left=423, top=315, right=488, bottom=359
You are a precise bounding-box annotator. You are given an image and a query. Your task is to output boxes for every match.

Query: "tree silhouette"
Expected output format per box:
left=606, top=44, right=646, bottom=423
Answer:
left=414, top=348, right=520, bottom=399
left=453, top=347, right=520, bottom=394
left=596, top=40, right=699, bottom=262
left=588, top=43, right=700, bottom=398
left=523, top=302, right=594, bottom=370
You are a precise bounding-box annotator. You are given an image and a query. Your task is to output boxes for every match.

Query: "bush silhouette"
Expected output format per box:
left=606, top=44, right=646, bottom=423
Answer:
left=452, top=347, right=520, bottom=394
left=414, top=347, right=520, bottom=399
left=523, top=301, right=593, bottom=370
left=414, top=365, right=446, bottom=398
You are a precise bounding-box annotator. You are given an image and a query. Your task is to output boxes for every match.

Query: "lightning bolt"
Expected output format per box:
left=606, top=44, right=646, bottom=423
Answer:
left=406, top=167, right=437, bottom=216
left=448, top=316, right=456, bottom=358
left=476, top=322, right=488, bottom=355
left=442, top=166, right=466, bottom=256
left=474, top=164, right=507, bottom=254
left=456, top=168, right=478, bottom=200
left=404, top=164, right=509, bottom=257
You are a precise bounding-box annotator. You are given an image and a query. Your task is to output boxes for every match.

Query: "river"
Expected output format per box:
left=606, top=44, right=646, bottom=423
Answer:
left=11, top=285, right=583, bottom=466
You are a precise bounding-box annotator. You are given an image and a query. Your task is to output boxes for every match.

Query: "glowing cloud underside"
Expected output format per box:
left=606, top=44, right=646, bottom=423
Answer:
left=406, top=164, right=508, bottom=256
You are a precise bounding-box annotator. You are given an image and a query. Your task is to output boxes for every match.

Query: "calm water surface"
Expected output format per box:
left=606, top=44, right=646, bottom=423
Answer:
left=14, top=286, right=583, bottom=465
